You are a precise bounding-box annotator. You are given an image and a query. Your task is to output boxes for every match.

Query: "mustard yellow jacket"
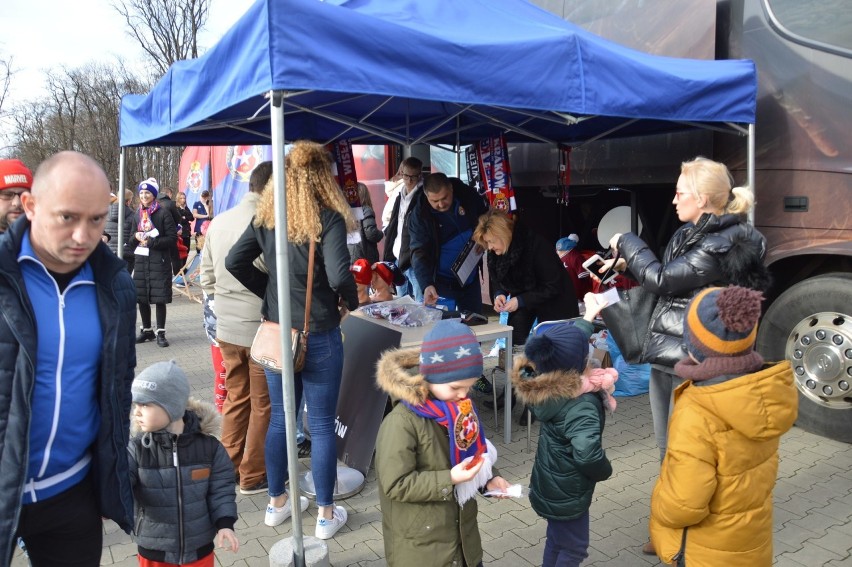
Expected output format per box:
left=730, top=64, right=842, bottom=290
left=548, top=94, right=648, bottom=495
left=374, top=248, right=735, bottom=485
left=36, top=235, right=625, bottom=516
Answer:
left=649, top=361, right=797, bottom=566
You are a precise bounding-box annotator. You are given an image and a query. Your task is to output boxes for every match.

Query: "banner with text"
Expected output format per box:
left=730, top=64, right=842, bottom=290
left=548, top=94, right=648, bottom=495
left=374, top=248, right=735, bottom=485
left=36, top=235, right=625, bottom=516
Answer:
left=476, top=135, right=516, bottom=212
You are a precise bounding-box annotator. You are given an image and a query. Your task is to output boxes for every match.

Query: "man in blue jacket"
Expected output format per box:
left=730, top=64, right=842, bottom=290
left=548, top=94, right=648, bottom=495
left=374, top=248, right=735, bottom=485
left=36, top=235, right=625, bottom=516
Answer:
left=0, top=151, right=136, bottom=566
left=408, top=172, right=488, bottom=314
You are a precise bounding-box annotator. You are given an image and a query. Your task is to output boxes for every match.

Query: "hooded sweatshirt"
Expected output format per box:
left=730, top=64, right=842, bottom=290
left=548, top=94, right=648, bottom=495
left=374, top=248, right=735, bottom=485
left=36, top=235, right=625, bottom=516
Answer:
left=649, top=361, right=797, bottom=566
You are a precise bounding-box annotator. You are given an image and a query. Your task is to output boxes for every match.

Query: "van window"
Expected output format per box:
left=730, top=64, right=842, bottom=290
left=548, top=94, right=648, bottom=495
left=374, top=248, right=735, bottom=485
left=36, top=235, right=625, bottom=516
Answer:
left=765, top=0, right=852, bottom=52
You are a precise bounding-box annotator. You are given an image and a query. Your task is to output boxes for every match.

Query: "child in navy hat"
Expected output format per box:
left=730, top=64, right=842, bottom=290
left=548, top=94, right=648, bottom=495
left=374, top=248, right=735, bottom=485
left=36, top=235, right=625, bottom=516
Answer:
left=650, top=286, right=797, bottom=566
left=129, top=360, right=240, bottom=565
left=374, top=319, right=510, bottom=567
left=512, top=293, right=617, bottom=567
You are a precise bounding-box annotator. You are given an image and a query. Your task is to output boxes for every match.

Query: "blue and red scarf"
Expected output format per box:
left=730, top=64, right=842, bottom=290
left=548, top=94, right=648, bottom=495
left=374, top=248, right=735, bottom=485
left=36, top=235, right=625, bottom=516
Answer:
left=403, top=397, right=486, bottom=467
left=138, top=200, right=160, bottom=232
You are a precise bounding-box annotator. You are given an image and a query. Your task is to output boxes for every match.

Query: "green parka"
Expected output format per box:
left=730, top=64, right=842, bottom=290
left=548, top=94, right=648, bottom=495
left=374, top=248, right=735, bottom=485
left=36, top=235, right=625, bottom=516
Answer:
left=512, top=354, right=613, bottom=521
left=374, top=348, right=486, bottom=567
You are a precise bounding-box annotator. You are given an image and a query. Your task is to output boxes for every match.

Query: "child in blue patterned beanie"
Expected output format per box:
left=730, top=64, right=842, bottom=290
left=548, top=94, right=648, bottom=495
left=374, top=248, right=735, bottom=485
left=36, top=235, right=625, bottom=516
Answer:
left=374, top=319, right=511, bottom=567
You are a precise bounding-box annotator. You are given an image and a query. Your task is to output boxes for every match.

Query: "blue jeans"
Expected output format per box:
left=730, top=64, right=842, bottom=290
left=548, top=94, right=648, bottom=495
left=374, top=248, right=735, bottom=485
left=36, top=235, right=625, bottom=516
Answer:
left=264, top=327, right=344, bottom=506
left=404, top=267, right=423, bottom=302
left=650, top=365, right=685, bottom=462
left=543, top=511, right=590, bottom=567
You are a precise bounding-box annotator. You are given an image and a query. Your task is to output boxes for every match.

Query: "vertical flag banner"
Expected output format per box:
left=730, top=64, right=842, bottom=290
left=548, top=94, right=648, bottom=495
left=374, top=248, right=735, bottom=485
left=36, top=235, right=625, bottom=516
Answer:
left=466, top=146, right=484, bottom=196
left=328, top=139, right=362, bottom=220
left=178, top=147, right=212, bottom=212
left=476, top=136, right=516, bottom=212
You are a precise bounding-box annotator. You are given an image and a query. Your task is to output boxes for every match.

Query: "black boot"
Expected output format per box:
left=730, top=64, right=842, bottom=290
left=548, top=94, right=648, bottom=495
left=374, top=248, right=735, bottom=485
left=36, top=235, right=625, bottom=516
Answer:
left=156, top=329, right=169, bottom=348
left=484, top=391, right=517, bottom=411
left=136, top=328, right=156, bottom=343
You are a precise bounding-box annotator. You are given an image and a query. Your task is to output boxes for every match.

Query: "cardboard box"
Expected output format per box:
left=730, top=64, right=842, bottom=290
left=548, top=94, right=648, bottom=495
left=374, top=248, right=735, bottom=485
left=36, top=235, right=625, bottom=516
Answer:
left=591, top=347, right=612, bottom=369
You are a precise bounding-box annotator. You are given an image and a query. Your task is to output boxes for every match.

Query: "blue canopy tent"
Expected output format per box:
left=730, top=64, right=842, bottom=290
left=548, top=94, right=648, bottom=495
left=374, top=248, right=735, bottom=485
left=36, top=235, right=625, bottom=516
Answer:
left=118, top=1, right=756, bottom=561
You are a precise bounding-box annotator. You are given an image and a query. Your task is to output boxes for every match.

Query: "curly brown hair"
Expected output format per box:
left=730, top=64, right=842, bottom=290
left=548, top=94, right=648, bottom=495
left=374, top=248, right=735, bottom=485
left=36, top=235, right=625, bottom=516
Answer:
left=254, top=141, right=355, bottom=243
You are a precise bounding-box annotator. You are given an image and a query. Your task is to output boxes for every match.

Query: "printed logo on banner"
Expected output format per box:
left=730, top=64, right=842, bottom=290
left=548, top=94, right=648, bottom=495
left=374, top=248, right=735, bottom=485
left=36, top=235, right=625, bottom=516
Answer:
left=476, top=135, right=516, bottom=211
left=226, top=145, right=265, bottom=182
left=185, top=160, right=204, bottom=194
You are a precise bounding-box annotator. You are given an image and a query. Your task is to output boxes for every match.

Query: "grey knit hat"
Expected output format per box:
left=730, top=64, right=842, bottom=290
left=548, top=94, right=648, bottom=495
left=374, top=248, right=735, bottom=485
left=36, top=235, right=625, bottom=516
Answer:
left=131, top=360, right=190, bottom=423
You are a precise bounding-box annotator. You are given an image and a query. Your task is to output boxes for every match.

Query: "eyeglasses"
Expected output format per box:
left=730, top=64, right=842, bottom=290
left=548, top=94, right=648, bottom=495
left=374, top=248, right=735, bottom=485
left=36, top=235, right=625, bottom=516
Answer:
left=401, top=173, right=420, bottom=181
left=0, top=191, right=25, bottom=201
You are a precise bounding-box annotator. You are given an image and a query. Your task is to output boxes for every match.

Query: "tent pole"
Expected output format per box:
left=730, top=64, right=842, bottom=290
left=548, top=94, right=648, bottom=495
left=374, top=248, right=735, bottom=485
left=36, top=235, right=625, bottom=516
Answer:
left=270, top=90, right=306, bottom=567
left=747, top=123, right=755, bottom=225
left=117, top=148, right=126, bottom=258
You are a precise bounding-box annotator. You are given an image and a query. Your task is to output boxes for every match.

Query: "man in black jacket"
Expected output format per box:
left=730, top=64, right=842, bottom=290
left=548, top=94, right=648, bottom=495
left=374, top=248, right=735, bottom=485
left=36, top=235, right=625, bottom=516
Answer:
left=408, top=172, right=488, bottom=313
left=0, top=151, right=136, bottom=565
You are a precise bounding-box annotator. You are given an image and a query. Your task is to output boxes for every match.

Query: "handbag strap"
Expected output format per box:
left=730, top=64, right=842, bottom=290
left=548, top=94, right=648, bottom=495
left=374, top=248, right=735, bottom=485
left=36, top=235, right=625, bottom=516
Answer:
left=303, top=239, right=315, bottom=333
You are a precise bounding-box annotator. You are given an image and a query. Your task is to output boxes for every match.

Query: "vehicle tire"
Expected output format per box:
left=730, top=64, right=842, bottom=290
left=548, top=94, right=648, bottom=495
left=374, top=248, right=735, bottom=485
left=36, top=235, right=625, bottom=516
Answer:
left=756, top=273, right=852, bottom=443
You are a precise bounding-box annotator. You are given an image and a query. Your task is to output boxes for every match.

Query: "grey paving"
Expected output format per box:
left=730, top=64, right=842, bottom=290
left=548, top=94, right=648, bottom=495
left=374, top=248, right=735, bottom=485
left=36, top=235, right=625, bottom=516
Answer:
left=13, top=291, right=852, bottom=566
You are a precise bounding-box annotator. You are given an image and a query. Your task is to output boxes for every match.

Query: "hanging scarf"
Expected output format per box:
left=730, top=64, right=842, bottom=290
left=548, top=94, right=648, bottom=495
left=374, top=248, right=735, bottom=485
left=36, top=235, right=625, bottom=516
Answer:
left=403, top=397, right=497, bottom=506
left=138, top=200, right=160, bottom=233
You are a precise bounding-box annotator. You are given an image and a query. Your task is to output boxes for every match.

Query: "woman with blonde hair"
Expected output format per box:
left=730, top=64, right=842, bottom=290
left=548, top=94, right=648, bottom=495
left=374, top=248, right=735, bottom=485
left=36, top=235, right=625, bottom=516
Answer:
left=226, top=141, right=358, bottom=540
left=605, top=156, right=769, bottom=555
left=473, top=209, right=578, bottom=417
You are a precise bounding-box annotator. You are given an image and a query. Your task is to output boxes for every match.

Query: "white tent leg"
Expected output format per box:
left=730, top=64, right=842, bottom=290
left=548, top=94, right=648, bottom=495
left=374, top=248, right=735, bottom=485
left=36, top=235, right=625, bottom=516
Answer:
left=747, top=123, right=756, bottom=225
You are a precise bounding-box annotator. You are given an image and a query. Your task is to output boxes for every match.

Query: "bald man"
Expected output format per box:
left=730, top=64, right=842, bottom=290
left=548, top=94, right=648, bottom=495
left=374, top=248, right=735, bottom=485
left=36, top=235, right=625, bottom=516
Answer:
left=0, top=151, right=136, bottom=565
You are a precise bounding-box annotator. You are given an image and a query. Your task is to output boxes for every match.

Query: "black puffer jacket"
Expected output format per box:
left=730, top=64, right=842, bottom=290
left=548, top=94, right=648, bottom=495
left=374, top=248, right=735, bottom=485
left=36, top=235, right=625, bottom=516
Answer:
left=618, top=213, right=767, bottom=368
left=128, top=399, right=236, bottom=565
left=130, top=206, right=177, bottom=304
left=106, top=201, right=136, bottom=260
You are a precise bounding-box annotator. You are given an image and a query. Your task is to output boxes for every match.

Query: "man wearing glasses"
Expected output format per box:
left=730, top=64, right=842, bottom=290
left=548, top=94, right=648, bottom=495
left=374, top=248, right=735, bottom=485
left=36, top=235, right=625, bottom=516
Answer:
left=0, top=159, right=33, bottom=234
left=382, top=156, right=423, bottom=298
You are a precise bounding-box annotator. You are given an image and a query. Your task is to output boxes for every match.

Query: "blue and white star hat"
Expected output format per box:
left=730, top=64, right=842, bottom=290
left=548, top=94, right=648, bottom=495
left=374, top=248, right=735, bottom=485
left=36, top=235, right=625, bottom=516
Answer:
left=419, top=320, right=483, bottom=384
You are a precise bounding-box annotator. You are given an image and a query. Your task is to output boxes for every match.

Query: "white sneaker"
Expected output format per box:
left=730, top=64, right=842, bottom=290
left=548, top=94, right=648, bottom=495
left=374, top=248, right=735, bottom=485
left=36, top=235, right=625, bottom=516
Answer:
left=264, top=494, right=309, bottom=527
left=315, top=505, right=347, bottom=540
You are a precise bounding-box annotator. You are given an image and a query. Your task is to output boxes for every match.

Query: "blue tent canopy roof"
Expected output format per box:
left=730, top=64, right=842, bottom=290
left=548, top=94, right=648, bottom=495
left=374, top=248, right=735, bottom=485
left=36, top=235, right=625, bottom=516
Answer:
left=119, top=0, right=757, bottom=147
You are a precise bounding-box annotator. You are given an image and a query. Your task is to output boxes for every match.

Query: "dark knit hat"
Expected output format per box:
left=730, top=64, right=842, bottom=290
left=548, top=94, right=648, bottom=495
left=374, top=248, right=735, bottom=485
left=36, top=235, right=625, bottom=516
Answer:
left=137, top=177, right=159, bottom=199
left=683, top=286, right=762, bottom=362
left=0, top=159, right=33, bottom=191
left=350, top=258, right=372, bottom=285
left=419, top=320, right=483, bottom=384
left=373, top=261, right=406, bottom=286
left=131, top=360, right=190, bottom=423
left=524, top=322, right=588, bottom=374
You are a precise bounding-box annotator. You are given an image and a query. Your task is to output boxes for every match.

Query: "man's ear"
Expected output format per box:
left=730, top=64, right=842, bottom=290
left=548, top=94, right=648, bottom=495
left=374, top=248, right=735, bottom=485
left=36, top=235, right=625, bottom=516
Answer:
left=20, top=192, right=36, bottom=221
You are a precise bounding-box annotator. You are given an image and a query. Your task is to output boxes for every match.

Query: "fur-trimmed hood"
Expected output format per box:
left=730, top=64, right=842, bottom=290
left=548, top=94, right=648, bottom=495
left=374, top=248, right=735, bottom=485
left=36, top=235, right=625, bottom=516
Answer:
left=130, top=397, right=222, bottom=438
left=376, top=347, right=431, bottom=405
left=511, top=353, right=585, bottom=407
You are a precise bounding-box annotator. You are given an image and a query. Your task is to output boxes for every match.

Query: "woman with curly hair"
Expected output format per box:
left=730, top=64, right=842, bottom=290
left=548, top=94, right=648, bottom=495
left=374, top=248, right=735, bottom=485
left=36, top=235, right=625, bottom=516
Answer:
left=226, top=141, right=358, bottom=539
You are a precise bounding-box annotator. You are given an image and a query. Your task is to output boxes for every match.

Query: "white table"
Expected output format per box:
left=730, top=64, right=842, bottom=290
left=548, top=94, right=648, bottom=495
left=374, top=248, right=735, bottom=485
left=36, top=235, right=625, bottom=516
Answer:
left=351, top=313, right=515, bottom=443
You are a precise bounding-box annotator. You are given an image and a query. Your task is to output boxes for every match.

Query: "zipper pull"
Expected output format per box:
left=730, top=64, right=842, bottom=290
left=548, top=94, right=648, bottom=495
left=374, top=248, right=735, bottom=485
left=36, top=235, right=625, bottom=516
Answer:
left=172, top=438, right=178, bottom=467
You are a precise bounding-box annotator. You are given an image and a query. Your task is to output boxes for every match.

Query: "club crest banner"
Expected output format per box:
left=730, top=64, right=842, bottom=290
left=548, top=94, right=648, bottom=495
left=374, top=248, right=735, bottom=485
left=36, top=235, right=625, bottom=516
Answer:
left=475, top=136, right=516, bottom=212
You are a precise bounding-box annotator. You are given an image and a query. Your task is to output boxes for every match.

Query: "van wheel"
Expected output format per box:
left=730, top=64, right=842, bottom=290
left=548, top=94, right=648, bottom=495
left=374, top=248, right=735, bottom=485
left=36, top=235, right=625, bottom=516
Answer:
left=756, top=273, right=852, bottom=443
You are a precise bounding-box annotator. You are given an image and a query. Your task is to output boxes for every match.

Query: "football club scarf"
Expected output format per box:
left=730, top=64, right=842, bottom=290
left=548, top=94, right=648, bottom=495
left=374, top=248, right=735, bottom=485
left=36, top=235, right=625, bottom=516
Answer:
left=403, top=397, right=497, bottom=505
left=138, top=200, right=160, bottom=232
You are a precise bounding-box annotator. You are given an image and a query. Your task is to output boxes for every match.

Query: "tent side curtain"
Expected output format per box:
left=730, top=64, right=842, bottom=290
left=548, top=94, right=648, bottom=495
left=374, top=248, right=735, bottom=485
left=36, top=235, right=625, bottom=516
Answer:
left=119, top=0, right=757, bottom=148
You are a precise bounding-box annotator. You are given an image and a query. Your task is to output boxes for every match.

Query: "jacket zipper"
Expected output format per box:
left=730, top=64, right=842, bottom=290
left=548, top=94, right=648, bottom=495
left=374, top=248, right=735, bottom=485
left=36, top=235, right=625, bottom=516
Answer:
left=174, top=438, right=185, bottom=561
left=671, top=527, right=688, bottom=566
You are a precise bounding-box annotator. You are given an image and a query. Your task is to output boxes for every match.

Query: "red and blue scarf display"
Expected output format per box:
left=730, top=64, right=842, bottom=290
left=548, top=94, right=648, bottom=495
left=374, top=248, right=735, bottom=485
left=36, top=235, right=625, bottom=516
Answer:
left=403, top=397, right=486, bottom=467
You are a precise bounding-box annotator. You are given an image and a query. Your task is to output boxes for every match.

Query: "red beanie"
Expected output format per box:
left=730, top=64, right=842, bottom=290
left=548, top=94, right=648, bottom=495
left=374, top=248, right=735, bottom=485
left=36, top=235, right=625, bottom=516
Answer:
left=0, top=159, right=33, bottom=192
left=350, top=258, right=372, bottom=285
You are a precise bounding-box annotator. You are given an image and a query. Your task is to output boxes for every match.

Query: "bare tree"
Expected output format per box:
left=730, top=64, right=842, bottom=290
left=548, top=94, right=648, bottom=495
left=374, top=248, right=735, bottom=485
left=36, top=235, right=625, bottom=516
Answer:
left=0, top=55, right=12, bottom=116
left=10, top=62, right=184, bottom=188
left=112, top=0, right=212, bottom=77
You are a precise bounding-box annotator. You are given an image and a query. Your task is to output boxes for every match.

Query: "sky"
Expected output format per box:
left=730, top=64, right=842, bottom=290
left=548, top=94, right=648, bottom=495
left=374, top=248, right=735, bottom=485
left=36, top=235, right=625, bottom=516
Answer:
left=1, top=0, right=255, bottom=146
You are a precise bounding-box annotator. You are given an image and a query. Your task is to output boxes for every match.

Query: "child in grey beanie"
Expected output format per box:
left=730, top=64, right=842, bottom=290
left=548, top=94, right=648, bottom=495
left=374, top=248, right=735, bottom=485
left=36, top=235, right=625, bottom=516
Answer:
left=129, top=360, right=240, bottom=563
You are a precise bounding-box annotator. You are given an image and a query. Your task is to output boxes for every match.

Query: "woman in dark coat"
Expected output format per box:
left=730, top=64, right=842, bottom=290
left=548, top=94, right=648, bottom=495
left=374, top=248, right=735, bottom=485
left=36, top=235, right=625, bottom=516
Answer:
left=347, top=182, right=383, bottom=265
left=475, top=209, right=579, bottom=346
left=105, top=188, right=137, bottom=273
left=130, top=178, right=177, bottom=348
left=473, top=209, right=579, bottom=418
left=175, top=190, right=194, bottom=253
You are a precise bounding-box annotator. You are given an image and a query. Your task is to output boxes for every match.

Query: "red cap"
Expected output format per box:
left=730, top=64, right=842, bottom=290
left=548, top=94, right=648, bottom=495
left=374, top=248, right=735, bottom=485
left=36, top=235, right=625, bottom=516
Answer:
left=350, top=258, right=372, bottom=285
left=0, top=159, right=33, bottom=192
left=372, top=261, right=405, bottom=286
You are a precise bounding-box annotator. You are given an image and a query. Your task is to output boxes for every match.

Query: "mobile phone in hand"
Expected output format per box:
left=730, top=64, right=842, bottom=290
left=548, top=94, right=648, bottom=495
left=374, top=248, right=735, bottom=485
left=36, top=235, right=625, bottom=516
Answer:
left=582, top=254, right=618, bottom=285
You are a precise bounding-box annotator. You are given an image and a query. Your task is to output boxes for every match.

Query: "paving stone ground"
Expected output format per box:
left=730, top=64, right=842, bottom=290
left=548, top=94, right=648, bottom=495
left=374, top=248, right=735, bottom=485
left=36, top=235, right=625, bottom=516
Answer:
left=14, top=291, right=852, bottom=566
